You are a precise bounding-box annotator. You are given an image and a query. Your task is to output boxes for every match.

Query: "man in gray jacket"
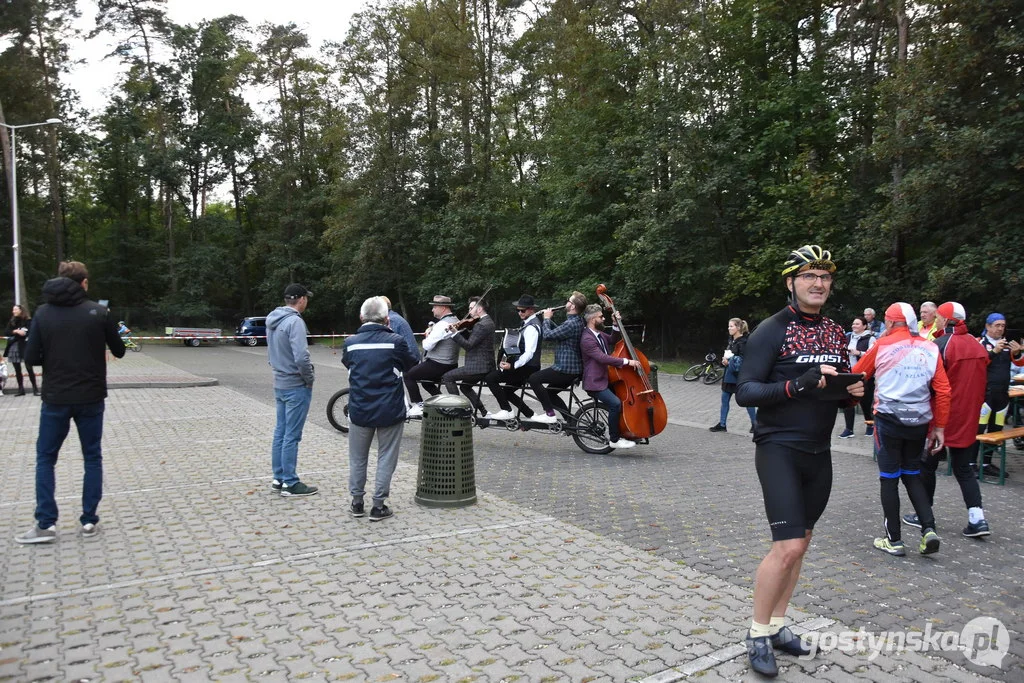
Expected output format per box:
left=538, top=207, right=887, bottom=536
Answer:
left=267, top=284, right=317, bottom=497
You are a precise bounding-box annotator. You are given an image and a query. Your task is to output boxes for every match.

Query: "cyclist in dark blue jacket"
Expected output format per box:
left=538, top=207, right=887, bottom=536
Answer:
left=342, top=297, right=419, bottom=522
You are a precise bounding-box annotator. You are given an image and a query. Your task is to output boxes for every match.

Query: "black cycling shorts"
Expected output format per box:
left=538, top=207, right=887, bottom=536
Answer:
left=755, top=442, right=833, bottom=541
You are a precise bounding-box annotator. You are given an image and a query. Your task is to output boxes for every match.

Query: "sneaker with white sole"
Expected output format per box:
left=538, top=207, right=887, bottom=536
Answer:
left=15, top=525, right=57, bottom=544
left=407, top=403, right=424, bottom=418
left=270, top=479, right=282, bottom=492
left=369, top=505, right=393, bottom=522
left=82, top=523, right=98, bottom=538
left=486, top=409, right=514, bottom=421
left=531, top=412, right=559, bottom=424
left=280, top=481, right=319, bottom=497
left=609, top=439, right=636, bottom=449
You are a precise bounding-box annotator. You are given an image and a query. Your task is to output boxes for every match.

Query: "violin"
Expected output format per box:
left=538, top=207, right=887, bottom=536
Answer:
left=595, top=284, right=668, bottom=440
left=445, top=284, right=494, bottom=335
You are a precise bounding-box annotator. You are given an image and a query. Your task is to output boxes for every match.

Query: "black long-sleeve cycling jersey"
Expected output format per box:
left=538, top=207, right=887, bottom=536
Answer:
left=736, top=305, right=851, bottom=451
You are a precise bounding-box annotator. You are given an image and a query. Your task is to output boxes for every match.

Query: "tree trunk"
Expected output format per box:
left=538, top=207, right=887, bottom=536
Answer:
left=891, top=0, right=909, bottom=271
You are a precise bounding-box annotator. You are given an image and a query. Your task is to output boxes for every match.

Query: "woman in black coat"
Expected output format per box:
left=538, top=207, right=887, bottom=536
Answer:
left=709, top=318, right=756, bottom=433
left=4, top=304, right=39, bottom=396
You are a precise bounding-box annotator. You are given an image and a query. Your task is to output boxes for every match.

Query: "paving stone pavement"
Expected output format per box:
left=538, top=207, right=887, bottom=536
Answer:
left=0, top=354, right=1015, bottom=681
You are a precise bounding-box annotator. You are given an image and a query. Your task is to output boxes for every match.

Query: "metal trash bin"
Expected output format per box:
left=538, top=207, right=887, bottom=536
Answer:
left=649, top=363, right=659, bottom=393
left=414, top=394, right=477, bottom=508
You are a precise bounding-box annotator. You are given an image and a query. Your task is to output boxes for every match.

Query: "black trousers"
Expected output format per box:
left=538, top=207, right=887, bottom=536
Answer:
left=843, top=378, right=875, bottom=431
left=442, top=367, right=490, bottom=414
left=876, top=420, right=935, bottom=541
left=12, top=361, right=37, bottom=392
left=528, top=367, right=577, bottom=414
left=921, top=445, right=983, bottom=510
left=484, top=366, right=536, bottom=416
left=404, top=360, right=456, bottom=404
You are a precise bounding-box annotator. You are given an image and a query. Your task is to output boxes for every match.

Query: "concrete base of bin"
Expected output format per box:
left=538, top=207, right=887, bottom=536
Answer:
left=415, top=395, right=477, bottom=508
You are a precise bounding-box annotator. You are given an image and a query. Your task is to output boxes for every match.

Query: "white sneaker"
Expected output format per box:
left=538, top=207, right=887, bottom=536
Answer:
left=531, top=412, right=559, bottom=424
left=82, top=523, right=98, bottom=538
left=407, top=403, right=424, bottom=418
left=486, top=409, right=514, bottom=421
left=609, top=439, right=636, bottom=449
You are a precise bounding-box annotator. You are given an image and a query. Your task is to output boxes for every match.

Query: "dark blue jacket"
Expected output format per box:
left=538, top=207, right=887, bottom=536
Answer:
left=342, top=322, right=419, bottom=427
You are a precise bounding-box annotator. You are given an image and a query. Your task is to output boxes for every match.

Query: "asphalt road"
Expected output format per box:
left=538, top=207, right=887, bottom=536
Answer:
left=146, top=342, right=1024, bottom=680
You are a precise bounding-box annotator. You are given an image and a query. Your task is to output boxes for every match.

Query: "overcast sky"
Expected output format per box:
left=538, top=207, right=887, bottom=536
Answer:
left=70, top=0, right=364, bottom=114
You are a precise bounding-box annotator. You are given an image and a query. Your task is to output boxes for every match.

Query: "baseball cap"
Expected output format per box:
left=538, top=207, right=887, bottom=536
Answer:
left=284, top=284, right=312, bottom=299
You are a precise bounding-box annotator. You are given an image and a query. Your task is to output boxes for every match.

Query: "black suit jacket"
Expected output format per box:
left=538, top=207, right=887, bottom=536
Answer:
left=452, top=315, right=496, bottom=374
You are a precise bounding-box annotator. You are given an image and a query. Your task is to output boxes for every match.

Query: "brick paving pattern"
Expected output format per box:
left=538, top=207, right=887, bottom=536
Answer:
left=0, top=353, right=1016, bottom=680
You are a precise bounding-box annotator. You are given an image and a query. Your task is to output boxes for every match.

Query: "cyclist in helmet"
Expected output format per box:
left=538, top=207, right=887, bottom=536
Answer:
left=735, top=245, right=864, bottom=676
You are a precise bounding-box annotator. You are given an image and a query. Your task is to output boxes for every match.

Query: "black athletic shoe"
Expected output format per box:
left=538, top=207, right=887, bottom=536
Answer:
left=746, top=633, right=778, bottom=677
left=771, top=626, right=812, bottom=657
left=902, top=513, right=922, bottom=529
left=709, top=423, right=727, bottom=432
left=982, top=464, right=1006, bottom=478
left=280, top=481, right=319, bottom=497
left=369, top=505, right=393, bottom=522
left=350, top=501, right=365, bottom=518
left=963, top=520, right=991, bottom=538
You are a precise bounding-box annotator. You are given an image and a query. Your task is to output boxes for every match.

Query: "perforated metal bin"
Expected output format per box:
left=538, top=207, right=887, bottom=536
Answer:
left=414, top=394, right=477, bottom=508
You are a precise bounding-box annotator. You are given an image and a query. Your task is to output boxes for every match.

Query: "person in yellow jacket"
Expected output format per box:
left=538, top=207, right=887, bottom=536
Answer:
left=917, top=301, right=941, bottom=340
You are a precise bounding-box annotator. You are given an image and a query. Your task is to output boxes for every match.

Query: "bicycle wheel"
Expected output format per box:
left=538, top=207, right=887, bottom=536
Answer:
left=702, top=366, right=723, bottom=384
left=326, top=388, right=351, bottom=433
left=572, top=401, right=613, bottom=454
left=131, top=341, right=142, bottom=352
left=682, top=364, right=704, bottom=381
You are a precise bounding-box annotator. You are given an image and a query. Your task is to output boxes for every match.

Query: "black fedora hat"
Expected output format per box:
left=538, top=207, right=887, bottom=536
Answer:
left=513, top=295, right=537, bottom=310
left=426, top=295, right=453, bottom=306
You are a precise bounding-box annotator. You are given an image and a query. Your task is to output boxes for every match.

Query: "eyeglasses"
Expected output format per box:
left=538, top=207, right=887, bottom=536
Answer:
left=796, top=273, right=833, bottom=284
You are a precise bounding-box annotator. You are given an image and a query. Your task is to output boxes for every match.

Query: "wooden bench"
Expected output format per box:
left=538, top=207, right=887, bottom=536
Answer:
left=966, top=426, right=1024, bottom=485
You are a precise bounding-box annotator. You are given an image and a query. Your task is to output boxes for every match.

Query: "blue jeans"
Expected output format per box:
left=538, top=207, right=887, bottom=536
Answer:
left=720, top=390, right=756, bottom=428
left=349, top=422, right=404, bottom=507
left=271, top=386, right=313, bottom=486
left=589, top=388, right=622, bottom=442
left=35, top=401, right=105, bottom=528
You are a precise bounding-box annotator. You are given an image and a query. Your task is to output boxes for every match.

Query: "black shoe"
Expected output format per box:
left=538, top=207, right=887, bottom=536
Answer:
left=963, top=520, right=991, bottom=538
left=749, top=425, right=755, bottom=433
left=709, top=423, right=727, bottom=432
left=280, top=481, right=319, bottom=497
left=982, top=464, right=1006, bottom=478
left=14, top=390, right=25, bottom=397
left=270, top=479, right=282, bottom=492
left=746, top=633, right=778, bottom=677
left=902, top=513, right=922, bottom=529
left=32, top=389, right=39, bottom=396
left=369, top=505, right=393, bottom=522
left=771, top=626, right=812, bottom=657
left=350, top=500, right=365, bottom=518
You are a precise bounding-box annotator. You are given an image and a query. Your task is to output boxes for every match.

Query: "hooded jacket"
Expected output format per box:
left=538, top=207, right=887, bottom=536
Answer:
left=936, top=322, right=989, bottom=447
left=266, top=306, right=314, bottom=389
left=25, top=277, right=126, bottom=404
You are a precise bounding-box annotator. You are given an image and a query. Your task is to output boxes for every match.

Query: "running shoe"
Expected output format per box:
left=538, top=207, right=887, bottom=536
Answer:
left=838, top=429, right=854, bottom=439
left=369, top=505, right=393, bottom=522
left=709, top=423, right=727, bottom=432
left=15, top=525, right=57, bottom=544
left=350, top=501, right=365, bottom=518
left=81, top=523, right=98, bottom=538
left=902, top=513, right=921, bottom=529
left=280, top=481, right=319, bottom=497
left=963, top=520, right=990, bottom=538
left=920, top=529, right=940, bottom=555
left=873, top=537, right=906, bottom=556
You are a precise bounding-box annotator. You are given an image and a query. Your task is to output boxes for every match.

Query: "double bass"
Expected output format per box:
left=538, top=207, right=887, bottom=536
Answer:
left=595, top=284, right=668, bottom=440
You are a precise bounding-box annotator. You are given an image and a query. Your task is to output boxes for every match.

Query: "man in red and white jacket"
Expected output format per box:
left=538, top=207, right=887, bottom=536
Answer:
left=853, top=302, right=951, bottom=557
left=906, top=301, right=991, bottom=538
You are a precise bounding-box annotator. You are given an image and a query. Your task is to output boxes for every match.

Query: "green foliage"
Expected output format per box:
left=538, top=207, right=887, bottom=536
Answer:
left=1, top=0, right=1022, bottom=345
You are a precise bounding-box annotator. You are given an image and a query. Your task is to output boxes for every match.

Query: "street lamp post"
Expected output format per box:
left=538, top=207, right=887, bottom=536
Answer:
left=1, top=117, right=62, bottom=306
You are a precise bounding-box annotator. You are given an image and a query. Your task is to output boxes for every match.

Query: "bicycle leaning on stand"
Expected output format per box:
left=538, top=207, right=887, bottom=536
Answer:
left=682, top=351, right=722, bottom=384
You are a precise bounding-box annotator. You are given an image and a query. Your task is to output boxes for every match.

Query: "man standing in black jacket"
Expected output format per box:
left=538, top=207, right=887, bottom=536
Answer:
left=16, top=261, right=125, bottom=544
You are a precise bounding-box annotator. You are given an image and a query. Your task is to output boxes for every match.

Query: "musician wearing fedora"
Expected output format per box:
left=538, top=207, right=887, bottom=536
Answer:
left=484, top=295, right=543, bottom=421
left=405, top=295, right=460, bottom=418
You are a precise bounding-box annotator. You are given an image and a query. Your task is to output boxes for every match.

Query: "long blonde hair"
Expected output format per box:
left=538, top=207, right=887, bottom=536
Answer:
left=729, top=318, right=749, bottom=335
